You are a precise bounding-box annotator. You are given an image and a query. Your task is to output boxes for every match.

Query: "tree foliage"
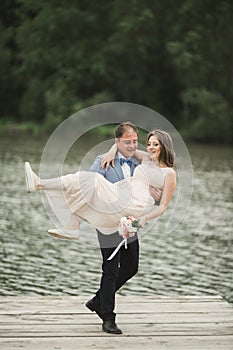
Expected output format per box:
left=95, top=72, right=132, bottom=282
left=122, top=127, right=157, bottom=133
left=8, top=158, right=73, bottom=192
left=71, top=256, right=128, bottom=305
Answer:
left=0, top=0, right=232, bottom=142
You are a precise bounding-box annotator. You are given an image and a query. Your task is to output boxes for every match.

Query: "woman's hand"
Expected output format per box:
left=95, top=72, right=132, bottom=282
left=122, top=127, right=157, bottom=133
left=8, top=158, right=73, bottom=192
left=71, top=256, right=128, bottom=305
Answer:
left=100, top=144, right=117, bottom=170
left=101, top=154, right=115, bottom=170
left=149, top=185, right=162, bottom=203
left=139, top=216, right=148, bottom=228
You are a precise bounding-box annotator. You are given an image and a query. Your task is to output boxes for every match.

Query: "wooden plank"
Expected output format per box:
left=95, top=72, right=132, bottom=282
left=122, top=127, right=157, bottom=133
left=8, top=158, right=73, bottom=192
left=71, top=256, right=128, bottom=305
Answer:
left=0, top=322, right=232, bottom=337
left=0, top=313, right=233, bottom=325
left=1, top=312, right=233, bottom=324
left=0, top=335, right=233, bottom=350
left=0, top=298, right=231, bottom=314
left=0, top=295, right=224, bottom=302
left=0, top=303, right=230, bottom=315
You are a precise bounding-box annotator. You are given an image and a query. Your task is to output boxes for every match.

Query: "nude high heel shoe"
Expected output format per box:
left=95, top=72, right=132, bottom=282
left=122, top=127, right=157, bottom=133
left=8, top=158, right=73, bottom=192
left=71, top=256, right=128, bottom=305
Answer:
left=24, top=162, right=36, bottom=193
left=47, top=228, right=80, bottom=240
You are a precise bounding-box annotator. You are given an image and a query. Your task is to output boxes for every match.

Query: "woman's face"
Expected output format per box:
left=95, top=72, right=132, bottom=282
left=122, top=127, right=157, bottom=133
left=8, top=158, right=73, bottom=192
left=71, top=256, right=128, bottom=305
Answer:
left=147, top=135, right=161, bottom=161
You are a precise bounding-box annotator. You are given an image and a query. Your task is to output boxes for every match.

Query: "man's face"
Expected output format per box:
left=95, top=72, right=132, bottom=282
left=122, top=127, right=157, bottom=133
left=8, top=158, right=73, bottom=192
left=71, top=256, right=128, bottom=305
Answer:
left=115, top=128, right=138, bottom=158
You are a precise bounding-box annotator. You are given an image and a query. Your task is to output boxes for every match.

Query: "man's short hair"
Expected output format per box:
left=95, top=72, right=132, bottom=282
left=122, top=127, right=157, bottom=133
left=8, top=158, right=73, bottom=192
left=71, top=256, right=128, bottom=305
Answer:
left=115, top=122, right=138, bottom=138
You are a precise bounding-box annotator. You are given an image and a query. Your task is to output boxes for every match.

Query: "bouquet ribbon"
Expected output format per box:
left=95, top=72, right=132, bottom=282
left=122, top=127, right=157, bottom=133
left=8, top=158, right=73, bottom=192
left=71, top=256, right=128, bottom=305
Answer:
left=107, top=238, right=128, bottom=261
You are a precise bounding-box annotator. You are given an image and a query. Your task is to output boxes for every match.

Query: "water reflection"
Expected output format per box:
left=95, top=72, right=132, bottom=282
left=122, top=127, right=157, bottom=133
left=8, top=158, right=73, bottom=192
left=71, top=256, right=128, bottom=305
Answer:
left=0, top=135, right=232, bottom=303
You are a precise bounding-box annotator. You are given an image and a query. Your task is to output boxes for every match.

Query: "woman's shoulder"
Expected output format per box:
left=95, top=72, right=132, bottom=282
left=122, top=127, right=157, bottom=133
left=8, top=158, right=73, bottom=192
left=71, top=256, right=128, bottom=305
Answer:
left=161, top=167, right=176, bottom=176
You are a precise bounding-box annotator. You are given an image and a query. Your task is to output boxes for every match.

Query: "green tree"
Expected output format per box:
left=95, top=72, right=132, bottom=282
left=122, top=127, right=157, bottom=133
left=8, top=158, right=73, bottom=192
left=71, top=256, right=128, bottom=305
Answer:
left=166, top=0, right=233, bottom=141
left=0, top=0, right=22, bottom=121
left=16, top=0, right=114, bottom=126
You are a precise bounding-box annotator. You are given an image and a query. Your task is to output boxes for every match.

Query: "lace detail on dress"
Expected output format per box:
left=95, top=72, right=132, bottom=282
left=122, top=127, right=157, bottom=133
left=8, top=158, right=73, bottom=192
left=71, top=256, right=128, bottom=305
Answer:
left=133, top=160, right=165, bottom=188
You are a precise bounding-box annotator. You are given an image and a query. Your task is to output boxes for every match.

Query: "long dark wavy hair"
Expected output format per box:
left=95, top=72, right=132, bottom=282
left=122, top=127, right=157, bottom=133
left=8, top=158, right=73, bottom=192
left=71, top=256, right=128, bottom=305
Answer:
left=147, top=130, right=175, bottom=167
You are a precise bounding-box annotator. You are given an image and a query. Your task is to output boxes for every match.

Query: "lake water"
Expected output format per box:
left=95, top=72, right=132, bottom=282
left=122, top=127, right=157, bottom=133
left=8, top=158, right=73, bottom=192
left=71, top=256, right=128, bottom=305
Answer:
left=0, top=132, right=232, bottom=303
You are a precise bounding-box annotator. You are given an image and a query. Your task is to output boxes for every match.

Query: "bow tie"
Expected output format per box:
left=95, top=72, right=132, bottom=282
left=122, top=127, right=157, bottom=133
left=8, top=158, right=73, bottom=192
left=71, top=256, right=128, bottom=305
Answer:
left=119, top=158, right=132, bottom=167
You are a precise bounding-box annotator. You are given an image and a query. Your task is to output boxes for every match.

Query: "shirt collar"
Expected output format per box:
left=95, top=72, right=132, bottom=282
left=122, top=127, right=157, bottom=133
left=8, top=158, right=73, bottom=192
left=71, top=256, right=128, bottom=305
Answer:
left=118, top=151, right=131, bottom=160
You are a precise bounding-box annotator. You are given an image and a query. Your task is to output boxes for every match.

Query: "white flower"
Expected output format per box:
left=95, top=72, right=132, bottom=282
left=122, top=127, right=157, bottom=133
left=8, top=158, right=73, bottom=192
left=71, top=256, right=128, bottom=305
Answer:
left=118, top=216, right=140, bottom=238
left=120, top=216, right=128, bottom=224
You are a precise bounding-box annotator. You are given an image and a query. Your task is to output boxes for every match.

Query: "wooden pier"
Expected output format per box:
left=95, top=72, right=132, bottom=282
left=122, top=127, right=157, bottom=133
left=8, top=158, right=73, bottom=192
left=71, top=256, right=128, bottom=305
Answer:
left=0, top=295, right=232, bottom=349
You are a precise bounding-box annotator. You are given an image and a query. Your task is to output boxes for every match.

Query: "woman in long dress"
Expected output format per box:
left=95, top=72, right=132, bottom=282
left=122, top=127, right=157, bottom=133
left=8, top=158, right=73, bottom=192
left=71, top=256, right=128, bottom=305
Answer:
left=24, top=130, right=176, bottom=238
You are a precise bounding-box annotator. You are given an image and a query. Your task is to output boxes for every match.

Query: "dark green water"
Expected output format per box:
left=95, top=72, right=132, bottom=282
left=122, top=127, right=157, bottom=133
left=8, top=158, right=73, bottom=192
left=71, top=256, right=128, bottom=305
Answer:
left=0, top=133, right=232, bottom=303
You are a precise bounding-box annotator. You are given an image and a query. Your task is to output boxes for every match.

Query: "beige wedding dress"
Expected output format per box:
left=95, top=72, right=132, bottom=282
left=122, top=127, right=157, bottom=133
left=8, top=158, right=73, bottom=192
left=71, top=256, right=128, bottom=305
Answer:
left=45, top=160, right=166, bottom=233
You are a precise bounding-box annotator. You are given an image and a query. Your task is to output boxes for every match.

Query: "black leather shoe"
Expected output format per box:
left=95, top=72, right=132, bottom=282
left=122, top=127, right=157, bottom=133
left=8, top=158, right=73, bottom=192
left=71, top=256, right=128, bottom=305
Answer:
left=85, top=299, right=102, bottom=319
left=102, top=320, right=122, bottom=334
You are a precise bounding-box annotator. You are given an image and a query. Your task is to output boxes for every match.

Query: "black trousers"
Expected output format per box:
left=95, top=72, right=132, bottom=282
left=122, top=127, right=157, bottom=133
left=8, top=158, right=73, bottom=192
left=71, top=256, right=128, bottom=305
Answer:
left=93, top=230, right=139, bottom=321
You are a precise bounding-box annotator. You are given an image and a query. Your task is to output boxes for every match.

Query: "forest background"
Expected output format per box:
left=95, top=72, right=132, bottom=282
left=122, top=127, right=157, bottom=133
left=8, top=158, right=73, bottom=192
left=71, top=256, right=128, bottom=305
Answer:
left=0, top=0, right=232, bottom=143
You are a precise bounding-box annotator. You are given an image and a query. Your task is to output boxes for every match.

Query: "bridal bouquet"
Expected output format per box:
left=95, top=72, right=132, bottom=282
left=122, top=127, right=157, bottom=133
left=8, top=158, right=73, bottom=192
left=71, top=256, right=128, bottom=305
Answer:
left=118, top=216, right=141, bottom=239
left=107, top=216, right=141, bottom=261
